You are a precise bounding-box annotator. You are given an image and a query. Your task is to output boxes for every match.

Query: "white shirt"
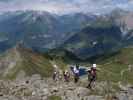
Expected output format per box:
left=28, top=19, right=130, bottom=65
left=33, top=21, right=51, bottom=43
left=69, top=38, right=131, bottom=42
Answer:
left=73, top=67, right=79, bottom=74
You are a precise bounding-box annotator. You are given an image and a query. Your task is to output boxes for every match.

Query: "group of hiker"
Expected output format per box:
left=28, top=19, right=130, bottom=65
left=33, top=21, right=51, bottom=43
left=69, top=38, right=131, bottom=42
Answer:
left=52, top=64, right=97, bottom=89
left=53, top=68, right=70, bottom=82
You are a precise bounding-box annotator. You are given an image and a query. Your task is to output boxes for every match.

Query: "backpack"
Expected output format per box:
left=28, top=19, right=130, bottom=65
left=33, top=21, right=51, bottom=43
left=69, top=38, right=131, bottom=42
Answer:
left=90, top=69, right=96, bottom=76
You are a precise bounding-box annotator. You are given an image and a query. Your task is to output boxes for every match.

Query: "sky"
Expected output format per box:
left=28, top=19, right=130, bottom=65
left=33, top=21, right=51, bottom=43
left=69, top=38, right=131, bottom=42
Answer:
left=0, top=0, right=133, bottom=14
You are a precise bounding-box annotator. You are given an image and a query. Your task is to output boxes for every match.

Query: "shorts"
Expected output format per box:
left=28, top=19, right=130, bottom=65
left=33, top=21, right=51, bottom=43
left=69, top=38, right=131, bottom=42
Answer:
left=90, top=75, right=96, bottom=82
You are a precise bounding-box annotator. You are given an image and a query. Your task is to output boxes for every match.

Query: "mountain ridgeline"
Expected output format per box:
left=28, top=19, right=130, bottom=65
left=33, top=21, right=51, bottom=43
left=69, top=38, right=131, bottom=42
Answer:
left=62, top=20, right=122, bottom=60
left=0, top=45, right=54, bottom=79
left=0, top=10, right=133, bottom=60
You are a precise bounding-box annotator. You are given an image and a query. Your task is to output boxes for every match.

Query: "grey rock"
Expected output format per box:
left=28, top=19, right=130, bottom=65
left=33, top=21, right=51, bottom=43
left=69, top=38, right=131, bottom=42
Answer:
left=74, top=87, right=90, bottom=97
left=117, top=93, right=129, bottom=100
left=84, top=95, right=104, bottom=100
left=0, top=75, right=132, bottom=100
left=128, top=87, right=133, bottom=95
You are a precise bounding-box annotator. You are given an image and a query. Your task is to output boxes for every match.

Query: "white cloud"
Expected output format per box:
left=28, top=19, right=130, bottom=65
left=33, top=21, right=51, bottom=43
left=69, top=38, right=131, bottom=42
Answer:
left=0, top=0, right=132, bottom=14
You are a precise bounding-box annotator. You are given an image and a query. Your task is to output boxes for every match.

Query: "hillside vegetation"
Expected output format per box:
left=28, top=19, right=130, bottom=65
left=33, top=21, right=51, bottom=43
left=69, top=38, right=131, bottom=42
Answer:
left=0, top=45, right=133, bottom=88
left=0, top=46, right=55, bottom=79
left=96, top=47, right=133, bottom=85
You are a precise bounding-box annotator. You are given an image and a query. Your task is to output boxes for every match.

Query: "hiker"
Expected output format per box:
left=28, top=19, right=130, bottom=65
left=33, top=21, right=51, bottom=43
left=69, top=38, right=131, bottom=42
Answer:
left=73, top=64, right=80, bottom=83
left=58, top=70, right=63, bottom=81
left=53, top=64, right=59, bottom=81
left=87, top=64, right=97, bottom=89
left=53, top=71, right=58, bottom=81
left=63, top=70, right=70, bottom=82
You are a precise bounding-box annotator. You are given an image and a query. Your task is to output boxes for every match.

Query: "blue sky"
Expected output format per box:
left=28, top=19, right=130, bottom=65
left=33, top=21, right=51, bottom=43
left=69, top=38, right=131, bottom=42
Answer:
left=0, top=0, right=133, bottom=14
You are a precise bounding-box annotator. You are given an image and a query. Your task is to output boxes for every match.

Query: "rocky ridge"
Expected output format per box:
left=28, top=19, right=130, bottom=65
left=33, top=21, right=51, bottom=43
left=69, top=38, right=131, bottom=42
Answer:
left=0, top=74, right=132, bottom=100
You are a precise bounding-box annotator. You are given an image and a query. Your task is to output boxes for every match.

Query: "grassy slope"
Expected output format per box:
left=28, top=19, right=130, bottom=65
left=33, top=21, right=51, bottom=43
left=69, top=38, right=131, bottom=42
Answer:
left=96, top=47, right=133, bottom=85
left=47, top=46, right=133, bottom=86
left=5, top=47, right=54, bottom=79
left=1, top=44, right=133, bottom=87
left=4, top=47, right=69, bottom=79
left=48, top=95, right=62, bottom=100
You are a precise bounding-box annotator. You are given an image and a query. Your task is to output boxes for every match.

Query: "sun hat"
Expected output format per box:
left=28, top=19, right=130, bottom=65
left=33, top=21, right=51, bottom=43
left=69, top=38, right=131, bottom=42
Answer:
left=93, top=64, right=96, bottom=68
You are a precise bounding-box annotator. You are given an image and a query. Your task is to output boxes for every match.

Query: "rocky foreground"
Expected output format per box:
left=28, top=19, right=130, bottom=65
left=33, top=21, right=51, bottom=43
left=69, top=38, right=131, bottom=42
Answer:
left=0, top=74, right=133, bottom=100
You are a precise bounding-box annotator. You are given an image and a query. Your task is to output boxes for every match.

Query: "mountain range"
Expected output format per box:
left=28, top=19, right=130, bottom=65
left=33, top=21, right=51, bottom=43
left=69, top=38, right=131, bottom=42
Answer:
left=0, top=9, right=133, bottom=60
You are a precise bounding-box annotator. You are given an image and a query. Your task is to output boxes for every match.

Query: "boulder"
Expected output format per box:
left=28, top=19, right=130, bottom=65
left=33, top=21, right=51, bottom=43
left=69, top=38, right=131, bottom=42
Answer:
left=74, top=87, right=90, bottom=97
left=84, top=95, right=104, bottom=100
left=128, top=87, right=133, bottom=95
left=117, top=93, right=129, bottom=100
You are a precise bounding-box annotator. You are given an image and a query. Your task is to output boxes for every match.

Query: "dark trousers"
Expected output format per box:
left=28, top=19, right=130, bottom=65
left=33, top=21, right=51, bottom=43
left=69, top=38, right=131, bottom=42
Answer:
left=74, top=74, right=79, bottom=83
left=87, top=75, right=96, bottom=88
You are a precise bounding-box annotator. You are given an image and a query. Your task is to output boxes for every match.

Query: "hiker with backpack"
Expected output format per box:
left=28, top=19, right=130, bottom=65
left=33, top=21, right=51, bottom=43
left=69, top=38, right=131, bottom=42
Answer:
left=73, top=64, right=80, bottom=83
left=87, top=64, right=97, bottom=89
left=63, top=70, right=70, bottom=82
